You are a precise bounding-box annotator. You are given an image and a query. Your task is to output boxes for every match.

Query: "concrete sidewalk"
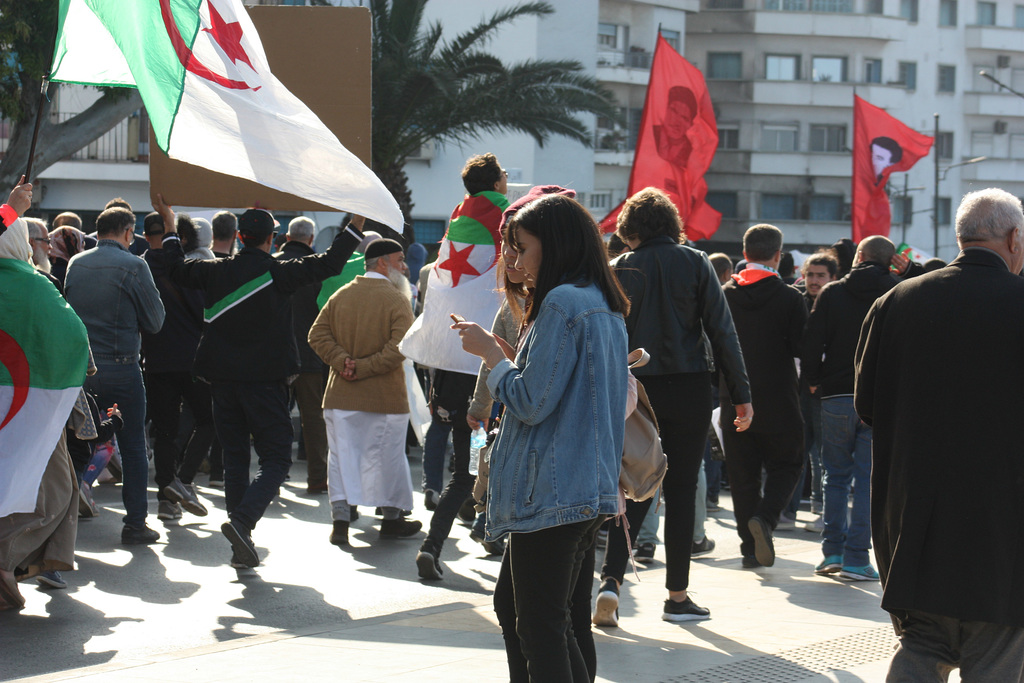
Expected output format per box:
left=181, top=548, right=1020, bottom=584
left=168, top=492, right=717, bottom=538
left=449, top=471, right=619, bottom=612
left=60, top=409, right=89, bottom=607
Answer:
left=12, top=502, right=941, bottom=683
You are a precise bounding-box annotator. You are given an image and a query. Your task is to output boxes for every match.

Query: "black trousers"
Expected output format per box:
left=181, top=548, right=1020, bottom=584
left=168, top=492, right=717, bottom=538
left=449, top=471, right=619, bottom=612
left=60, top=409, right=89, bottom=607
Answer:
left=146, top=371, right=215, bottom=498
left=722, top=427, right=804, bottom=558
left=211, top=380, right=293, bottom=532
left=602, top=373, right=711, bottom=592
left=494, top=517, right=603, bottom=683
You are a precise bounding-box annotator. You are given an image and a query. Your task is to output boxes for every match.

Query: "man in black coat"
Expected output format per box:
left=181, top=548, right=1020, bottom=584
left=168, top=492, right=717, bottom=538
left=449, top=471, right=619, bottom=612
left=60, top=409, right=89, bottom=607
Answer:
left=855, top=188, right=1024, bottom=680
left=802, top=236, right=897, bottom=582
left=721, top=224, right=807, bottom=569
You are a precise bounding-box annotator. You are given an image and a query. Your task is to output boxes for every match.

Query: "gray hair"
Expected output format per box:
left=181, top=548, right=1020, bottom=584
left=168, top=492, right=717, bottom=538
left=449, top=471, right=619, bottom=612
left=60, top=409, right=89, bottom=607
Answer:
left=364, top=256, right=380, bottom=271
left=23, top=217, right=48, bottom=239
left=956, top=188, right=1024, bottom=243
left=287, top=216, right=315, bottom=241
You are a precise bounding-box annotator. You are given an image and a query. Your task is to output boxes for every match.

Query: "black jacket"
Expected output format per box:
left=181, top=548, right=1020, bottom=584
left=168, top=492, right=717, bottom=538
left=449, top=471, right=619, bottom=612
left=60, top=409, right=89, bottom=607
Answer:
left=275, top=240, right=324, bottom=374
left=612, top=236, right=750, bottom=404
left=142, top=248, right=204, bottom=374
left=801, top=262, right=897, bottom=397
left=720, top=269, right=806, bottom=433
left=164, top=224, right=362, bottom=382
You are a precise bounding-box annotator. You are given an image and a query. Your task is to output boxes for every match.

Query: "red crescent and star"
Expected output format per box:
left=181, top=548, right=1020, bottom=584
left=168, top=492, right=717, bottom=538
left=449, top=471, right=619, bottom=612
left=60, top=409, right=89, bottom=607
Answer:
left=159, top=0, right=260, bottom=91
left=436, top=243, right=481, bottom=287
left=0, top=330, right=29, bottom=430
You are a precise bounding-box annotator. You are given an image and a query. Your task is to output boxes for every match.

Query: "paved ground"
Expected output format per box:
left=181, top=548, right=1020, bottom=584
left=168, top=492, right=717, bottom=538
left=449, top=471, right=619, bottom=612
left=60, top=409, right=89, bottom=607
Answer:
left=1, top=449, right=960, bottom=683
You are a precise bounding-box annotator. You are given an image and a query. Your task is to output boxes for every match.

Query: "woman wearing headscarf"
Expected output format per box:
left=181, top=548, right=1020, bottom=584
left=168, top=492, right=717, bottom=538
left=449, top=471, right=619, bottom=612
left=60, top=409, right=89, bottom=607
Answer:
left=49, top=225, right=88, bottom=286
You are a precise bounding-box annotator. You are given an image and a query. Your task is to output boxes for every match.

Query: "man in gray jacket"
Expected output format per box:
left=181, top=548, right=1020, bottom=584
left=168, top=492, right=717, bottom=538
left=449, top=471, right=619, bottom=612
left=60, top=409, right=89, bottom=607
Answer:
left=66, top=206, right=166, bottom=545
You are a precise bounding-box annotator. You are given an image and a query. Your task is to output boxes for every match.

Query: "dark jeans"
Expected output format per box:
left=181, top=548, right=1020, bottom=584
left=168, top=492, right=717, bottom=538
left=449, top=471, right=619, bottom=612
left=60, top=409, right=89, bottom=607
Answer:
left=291, top=372, right=328, bottom=486
left=422, top=408, right=473, bottom=556
left=788, top=387, right=823, bottom=514
left=421, top=417, right=452, bottom=494
left=494, top=517, right=602, bottom=683
left=211, top=380, right=293, bottom=532
left=722, top=427, right=804, bottom=558
left=602, top=373, right=711, bottom=592
left=85, top=362, right=148, bottom=528
left=146, top=371, right=215, bottom=498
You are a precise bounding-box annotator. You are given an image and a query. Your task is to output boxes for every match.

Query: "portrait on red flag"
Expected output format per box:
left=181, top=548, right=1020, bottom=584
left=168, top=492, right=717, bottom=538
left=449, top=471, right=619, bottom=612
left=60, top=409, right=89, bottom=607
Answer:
left=852, top=96, right=933, bottom=242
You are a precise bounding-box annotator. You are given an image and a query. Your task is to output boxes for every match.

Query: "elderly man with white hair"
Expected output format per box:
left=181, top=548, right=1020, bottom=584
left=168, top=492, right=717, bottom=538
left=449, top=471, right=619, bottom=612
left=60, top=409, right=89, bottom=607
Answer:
left=855, top=188, right=1024, bottom=681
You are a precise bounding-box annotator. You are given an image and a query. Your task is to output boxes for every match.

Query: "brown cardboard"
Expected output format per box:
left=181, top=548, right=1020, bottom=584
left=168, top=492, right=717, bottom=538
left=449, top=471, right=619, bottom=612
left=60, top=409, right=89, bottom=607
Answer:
left=149, top=6, right=371, bottom=211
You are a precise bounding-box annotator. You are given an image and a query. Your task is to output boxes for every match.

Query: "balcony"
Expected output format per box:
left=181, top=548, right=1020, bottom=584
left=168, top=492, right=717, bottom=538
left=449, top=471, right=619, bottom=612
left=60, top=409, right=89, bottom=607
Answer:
left=596, top=50, right=653, bottom=86
left=751, top=80, right=906, bottom=108
left=688, top=9, right=907, bottom=41
left=750, top=151, right=851, bottom=177
left=0, top=112, right=148, bottom=163
left=964, top=26, right=1024, bottom=53
left=963, top=92, right=1024, bottom=117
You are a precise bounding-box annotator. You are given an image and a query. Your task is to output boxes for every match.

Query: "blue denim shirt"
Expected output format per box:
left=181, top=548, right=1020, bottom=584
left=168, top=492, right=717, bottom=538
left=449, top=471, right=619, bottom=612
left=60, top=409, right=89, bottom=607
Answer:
left=65, top=240, right=165, bottom=364
left=485, top=281, right=627, bottom=538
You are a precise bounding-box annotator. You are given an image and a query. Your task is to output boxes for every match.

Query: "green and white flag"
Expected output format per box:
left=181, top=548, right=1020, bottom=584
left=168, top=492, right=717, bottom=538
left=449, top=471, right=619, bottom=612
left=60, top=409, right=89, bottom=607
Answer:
left=50, top=0, right=403, bottom=231
left=0, top=254, right=90, bottom=517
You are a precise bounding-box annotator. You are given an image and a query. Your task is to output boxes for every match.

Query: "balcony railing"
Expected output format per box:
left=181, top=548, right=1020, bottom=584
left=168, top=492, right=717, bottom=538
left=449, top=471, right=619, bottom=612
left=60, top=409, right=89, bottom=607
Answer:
left=0, top=110, right=149, bottom=162
left=597, top=50, right=653, bottom=70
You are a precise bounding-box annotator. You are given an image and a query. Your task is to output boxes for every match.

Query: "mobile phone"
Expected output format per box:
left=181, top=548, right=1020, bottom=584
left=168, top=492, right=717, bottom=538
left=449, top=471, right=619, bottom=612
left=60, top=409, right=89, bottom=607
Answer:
left=450, top=314, right=466, bottom=323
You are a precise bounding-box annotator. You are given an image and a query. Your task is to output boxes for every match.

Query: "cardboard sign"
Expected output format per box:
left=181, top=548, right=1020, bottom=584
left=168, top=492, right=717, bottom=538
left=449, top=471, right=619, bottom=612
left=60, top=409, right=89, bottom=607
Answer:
left=149, top=5, right=371, bottom=211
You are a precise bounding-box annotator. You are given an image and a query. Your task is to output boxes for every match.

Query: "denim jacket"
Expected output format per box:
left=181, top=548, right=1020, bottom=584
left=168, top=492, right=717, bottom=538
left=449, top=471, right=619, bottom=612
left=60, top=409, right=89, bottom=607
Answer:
left=485, top=281, right=627, bottom=539
left=65, top=240, right=165, bottom=364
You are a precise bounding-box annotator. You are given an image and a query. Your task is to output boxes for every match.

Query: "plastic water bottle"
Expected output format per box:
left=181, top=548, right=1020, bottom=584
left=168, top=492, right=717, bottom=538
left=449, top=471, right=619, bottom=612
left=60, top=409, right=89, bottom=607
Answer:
left=469, top=427, right=487, bottom=476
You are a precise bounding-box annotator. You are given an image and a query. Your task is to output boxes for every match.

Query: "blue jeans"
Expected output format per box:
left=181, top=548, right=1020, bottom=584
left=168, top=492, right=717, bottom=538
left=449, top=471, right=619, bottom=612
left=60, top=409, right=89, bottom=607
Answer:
left=85, top=362, right=149, bottom=528
left=820, top=396, right=872, bottom=567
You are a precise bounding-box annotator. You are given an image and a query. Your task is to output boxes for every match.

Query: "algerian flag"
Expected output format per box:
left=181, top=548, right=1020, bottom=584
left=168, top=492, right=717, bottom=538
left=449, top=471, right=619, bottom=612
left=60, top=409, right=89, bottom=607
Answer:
left=317, top=253, right=365, bottom=310
left=400, top=191, right=509, bottom=375
left=896, top=243, right=933, bottom=263
left=50, top=0, right=403, bottom=231
left=0, top=258, right=90, bottom=517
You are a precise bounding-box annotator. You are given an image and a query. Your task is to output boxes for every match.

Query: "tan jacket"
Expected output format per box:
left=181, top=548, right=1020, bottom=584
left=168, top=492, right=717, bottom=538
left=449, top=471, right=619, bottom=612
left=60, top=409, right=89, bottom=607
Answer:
left=308, top=275, right=414, bottom=414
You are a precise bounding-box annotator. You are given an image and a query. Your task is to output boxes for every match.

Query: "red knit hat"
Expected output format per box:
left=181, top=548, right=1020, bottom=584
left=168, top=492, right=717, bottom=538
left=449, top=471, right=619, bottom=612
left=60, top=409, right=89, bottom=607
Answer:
left=499, top=185, right=576, bottom=235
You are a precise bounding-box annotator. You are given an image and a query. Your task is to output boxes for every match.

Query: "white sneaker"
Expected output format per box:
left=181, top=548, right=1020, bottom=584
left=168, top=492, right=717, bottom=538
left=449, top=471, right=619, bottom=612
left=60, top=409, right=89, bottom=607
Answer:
left=592, top=589, right=619, bottom=627
left=803, top=514, right=824, bottom=533
left=775, top=512, right=797, bottom=530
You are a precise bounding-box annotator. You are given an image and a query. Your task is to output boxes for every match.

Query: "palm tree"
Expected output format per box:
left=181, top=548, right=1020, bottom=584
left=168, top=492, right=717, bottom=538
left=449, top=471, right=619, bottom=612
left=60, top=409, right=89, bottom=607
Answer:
left=370, top=0, right=619, bottom=241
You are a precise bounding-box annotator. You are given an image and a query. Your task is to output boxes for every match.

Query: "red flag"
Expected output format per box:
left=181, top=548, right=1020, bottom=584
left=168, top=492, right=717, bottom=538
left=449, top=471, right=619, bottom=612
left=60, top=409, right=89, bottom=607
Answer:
left=852, top=96, right=933, bottom=242
left=600, top=35, right=720, bottom=240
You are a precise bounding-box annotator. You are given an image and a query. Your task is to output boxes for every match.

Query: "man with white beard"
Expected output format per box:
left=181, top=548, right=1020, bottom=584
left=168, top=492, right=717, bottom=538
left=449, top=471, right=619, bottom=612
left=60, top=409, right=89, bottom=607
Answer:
left=308, top=238, right=420, bottom=546
left=24, top=218, right=52, bottom=273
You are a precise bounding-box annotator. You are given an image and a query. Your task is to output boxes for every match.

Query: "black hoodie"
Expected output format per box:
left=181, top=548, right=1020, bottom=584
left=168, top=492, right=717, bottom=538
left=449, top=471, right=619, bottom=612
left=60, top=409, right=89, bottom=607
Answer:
left=801, top=261, right=898, bottom=397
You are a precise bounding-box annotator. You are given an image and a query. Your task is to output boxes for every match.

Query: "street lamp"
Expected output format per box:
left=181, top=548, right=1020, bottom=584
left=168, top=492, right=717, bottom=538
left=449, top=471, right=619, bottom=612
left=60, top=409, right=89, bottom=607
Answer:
left=978, top=70, right=1024, bottom=100
left=941, top=156, right=988, bottom=181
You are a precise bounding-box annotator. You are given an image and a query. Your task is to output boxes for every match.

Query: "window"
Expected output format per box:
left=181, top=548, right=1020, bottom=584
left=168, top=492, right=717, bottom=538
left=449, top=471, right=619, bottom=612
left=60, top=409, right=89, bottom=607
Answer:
left=811, top=0, right=852, bottom=10
left=1011, top=134, right=1024, bottom=158
left=936, top=131, right=954, bottom=159
left=865, top=0, right=884, bottom=13
left=900, top=0, right=919, bottom=21
left=938, top=65, right=956, bottom=92
left=718, top=126, right=740, bottom=149
left=937, top=197, right=952, bottom=226
left=899, top=61, right=917, bottom=90
left=709, top=0, right=745, bottom=7
left=588, top=191, right=612, bottom=211
left=708, top=52, right=743, bottom=79
left=706, top=191, right=739, bottom=218
left=939, top=0, right=957, bottom=26
left=1013, top=68, right=1024, bottom=91
left=761, top=124, right=799, bottom=151
left=971, top=132, right=995, bottom=157
left=812, top=56, right=847, bottom=82
left=1017, top=5, right=1024, bottom=28
left=598, top=23, right=618, bottom=48
left=761, top=194, right=798, bottom=220
left=766, top=54, right=800, bottom=80
left=892, top=196, right=913, bottom=226
left=864, top=59, right=882, bottom=84
left=977, top=2, right=996, bottom=25
left=809, top=195, right=843, bottom=221
left=764, top=0, right=807, bottom=9
left=810, top=124, right=847, bottom=152
left=413, top=220, right=447, bottom=245
left=661, top=29, right=681, bottom=52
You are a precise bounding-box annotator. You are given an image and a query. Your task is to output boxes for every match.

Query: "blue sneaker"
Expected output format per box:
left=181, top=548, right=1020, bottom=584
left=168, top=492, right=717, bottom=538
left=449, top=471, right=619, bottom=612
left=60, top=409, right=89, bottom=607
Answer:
left=814, top=555, right=843, bottom=575
left=839, top=565, right=879, bottom=582
left=36, top=571, right=67, bottom=589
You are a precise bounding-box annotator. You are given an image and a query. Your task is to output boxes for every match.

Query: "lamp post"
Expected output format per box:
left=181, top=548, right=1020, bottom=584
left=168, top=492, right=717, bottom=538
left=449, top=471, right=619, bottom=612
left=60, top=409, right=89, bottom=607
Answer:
left=933, top=113, right=939, bottom=257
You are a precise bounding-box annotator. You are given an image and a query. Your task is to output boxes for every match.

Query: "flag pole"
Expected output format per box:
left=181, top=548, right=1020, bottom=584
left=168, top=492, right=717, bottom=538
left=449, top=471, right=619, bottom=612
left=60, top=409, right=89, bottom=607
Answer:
left=23, top=79, right=50, bottom=181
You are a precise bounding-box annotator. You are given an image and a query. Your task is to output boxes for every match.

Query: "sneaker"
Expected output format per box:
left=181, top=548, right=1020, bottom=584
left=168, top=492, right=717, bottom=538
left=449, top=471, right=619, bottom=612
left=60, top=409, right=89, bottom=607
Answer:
left=229, top=553, right=247, bottom=569
left=207, top=477, right=224, bottom=489
left=36, top=571, right=67, bottom=589
left=470, top=529, right=505, bottom=556
left=803, top=515, right=824, bottom=533
left=221, top=520, right=259, bottom=567
left=379, top=518, right=423, bottom=538
left=706, top=500, right=722, bottom=513
left=416, top=549, right=444, bottom=580
left=592, top=579, right=619, bottom=627
left=747, top=515, right=775, bottom=567
left=662, top=596, right=711, bottom=622
left=741, top=555, right=761, bottom=569
left=424, top=489, right=440, bottom=511
left=121, top=524, right=160, bottom=545
left=79, top=484, right=99, bottom=518
left=810, top=501, right=823, bottom=515
left=157, top=501, right=182, bottom=520
left=814, top=555, right=843, bottom=575
left=839, top=565, right=879, bottom=582
left=329, top=521, right=349, bottom=547
left=775, top=512, right=797, bottom=530
left=691, top=536, right=716, bottom=558
left=633, top=542, right=656, bottom=564
left=162, top=478, right=208, bottom=516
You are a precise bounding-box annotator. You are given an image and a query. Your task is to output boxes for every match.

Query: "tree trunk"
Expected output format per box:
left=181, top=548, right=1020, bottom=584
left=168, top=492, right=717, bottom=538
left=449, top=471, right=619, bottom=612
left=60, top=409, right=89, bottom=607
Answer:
left=374, top=158, right=416, bottom=244
left=0, top=80, right=143, bottom=191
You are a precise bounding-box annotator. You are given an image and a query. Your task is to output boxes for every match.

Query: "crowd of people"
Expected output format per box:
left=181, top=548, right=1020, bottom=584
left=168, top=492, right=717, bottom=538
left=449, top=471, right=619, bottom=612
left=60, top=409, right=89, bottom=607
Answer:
left=1, top=160, right=1022, bottom=681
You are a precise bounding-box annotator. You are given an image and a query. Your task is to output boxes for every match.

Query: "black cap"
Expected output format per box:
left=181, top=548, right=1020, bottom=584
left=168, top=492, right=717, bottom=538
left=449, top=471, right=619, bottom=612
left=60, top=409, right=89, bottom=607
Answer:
left=364, top=238, right=404, bottom=260
left=143, top=212, right=165, bottom=236
left=237, top=209, right=276, bottom=239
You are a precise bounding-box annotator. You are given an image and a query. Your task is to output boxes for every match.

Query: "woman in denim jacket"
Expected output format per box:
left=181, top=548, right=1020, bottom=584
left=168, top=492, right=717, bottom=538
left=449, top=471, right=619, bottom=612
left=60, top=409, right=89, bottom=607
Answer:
left=454, top=194, right=629, bottom=682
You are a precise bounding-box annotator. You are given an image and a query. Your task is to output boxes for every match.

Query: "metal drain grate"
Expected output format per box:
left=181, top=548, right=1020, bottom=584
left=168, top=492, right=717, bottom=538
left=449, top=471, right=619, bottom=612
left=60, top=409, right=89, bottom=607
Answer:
left=663, top=626, right=896, bottom=682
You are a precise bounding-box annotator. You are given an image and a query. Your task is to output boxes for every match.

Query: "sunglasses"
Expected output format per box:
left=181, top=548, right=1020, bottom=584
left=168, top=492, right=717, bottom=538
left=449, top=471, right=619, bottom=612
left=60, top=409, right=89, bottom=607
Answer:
left=32, top=237, right=51, bottom=244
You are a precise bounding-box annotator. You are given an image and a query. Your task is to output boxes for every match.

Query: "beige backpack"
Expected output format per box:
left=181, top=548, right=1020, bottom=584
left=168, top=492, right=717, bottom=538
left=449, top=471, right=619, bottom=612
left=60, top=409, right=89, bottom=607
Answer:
left=620, top=349, right=667, bottom=502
